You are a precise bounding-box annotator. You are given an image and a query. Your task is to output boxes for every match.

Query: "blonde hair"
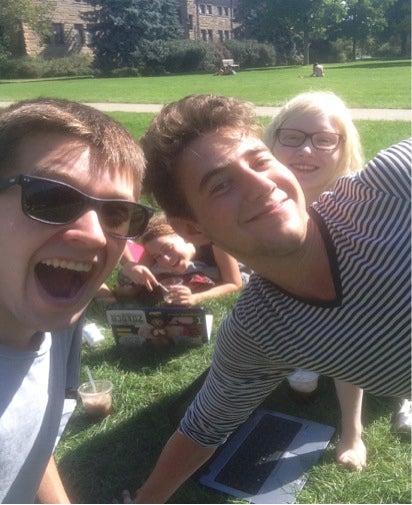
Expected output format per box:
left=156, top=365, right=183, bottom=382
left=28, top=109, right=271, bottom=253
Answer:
left=265, top=91, right=364, bottom=178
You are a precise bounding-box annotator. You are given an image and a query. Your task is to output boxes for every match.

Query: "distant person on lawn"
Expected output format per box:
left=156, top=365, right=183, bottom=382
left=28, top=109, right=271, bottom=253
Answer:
left=311, top=62, right=325, bottom=77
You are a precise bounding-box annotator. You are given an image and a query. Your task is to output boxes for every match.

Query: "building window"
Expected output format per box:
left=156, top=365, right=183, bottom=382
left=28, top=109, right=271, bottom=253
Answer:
left=74, top=24, right=85, bottom=45
left=218, top=30, right=224, bottom=42
left=224, top=30, right=230, bottom=40
left=199, top=4, right=206, bottom=14
left=85, top=24, right=95, bottom=46
left=224, top=7, right=229, bottom=16
left=206, top=5, right=212, bottom=15
left=52, top=23, right=64, bottom=45
left=218, top=6, right=223, bottom=16
left=201, top=29, right=207, bottom=41
left=208, top=29, right=213, bottom=41
left=187, top=15, right=193, bottom=30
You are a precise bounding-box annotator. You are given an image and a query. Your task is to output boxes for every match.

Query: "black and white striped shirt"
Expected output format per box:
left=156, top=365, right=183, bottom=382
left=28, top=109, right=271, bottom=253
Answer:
left=180, top=139, right=411, bottom=447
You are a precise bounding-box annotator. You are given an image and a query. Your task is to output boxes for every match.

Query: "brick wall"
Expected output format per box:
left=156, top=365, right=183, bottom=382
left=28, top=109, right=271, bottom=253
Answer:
left=181, top=0, right=239, bottom=42
left=23, top=0, right=99, bottom=57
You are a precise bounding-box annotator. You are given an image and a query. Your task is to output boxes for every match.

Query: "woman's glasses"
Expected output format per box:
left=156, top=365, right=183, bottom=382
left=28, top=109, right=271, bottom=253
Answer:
left=0, top=174, right=154, bottom=239
left=276, top=128, right=344, bottom=151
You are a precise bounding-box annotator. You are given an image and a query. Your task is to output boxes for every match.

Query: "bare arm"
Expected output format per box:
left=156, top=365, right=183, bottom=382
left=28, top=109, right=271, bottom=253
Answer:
left=36, top=456, right=70, bottom=504
left=168, top=246, right=243, bottom=306
left=334, top=379, right=366, bottom=470
left=134, top=431, right=216, bottom=503
left=120, top=262, right=159, bottom=292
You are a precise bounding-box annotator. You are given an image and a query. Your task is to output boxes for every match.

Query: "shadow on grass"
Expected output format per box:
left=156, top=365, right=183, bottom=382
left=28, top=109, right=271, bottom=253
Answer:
left=328, top=60, right=411, bottom=70
left=58, top=368, right=401, bottom=504
left=58, top=378, right=234, bottom=503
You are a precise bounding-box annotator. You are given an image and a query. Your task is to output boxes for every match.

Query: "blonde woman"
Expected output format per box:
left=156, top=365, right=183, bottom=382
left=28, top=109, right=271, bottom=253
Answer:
left=265, top=91, right=363, bottom=206
left=266, top=91, right=367, bottom=470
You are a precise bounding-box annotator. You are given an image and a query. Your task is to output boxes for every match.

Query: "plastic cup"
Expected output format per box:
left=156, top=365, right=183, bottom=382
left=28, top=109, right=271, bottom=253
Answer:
left=78, top=379, right=113, bottom=419
left=287, top=369, right=319, bottom=395
left=161, top=277, right=183, bottom=303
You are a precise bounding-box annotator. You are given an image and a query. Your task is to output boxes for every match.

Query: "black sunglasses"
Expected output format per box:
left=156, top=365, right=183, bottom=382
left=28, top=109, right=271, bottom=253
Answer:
left=0, top=174, right=154, bottom=239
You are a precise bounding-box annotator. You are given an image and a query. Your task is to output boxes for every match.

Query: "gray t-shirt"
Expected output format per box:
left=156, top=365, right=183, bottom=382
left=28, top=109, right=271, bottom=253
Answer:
left=0, top=325, right=81, bottom=503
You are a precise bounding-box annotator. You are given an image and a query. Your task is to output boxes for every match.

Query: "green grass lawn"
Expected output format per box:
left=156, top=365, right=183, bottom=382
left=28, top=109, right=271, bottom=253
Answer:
left=1, top=59, right=411, bottom=109
left=10, top=59, right=408, bottom=503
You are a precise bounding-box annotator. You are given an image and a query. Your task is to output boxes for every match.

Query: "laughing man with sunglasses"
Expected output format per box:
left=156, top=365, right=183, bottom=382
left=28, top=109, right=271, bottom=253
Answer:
left=0, top=98, right=152, bottom=503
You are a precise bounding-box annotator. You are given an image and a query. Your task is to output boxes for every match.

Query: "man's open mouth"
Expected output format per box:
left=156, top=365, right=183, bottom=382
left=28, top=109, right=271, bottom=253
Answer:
left=35, top=259, right=93, bottom=299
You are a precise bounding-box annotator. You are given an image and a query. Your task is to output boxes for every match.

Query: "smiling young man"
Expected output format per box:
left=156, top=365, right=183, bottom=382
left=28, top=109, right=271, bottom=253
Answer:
left=0, top=98, right=152, bottom=503
left=123, top=94, right=412, bottom=503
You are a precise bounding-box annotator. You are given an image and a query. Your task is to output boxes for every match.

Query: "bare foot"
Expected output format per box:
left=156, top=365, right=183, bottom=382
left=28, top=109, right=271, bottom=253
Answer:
left=336, top=437, right=367, bottom=471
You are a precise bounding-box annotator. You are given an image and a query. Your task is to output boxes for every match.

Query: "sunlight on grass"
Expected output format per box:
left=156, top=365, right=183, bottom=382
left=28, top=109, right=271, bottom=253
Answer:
left=1, top=59, right=410, bottom=108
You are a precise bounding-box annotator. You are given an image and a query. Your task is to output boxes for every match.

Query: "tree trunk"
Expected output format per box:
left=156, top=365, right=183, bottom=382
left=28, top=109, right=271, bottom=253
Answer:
left=303, top=29, right=310, bottom=65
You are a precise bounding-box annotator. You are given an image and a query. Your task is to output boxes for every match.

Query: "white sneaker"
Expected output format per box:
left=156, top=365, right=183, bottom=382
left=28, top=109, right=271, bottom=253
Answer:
left=392, top=399, right=412, bottom=433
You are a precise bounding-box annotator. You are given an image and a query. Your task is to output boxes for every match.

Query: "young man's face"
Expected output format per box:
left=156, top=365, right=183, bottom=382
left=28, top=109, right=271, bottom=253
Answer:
left=0, top=132, right=135, bottom=345
left=173, top=129, right=308, bottom=263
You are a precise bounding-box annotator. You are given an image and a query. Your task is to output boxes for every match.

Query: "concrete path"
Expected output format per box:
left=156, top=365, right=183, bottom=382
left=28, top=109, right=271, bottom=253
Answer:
left=0, top=101, right=410, bottom=120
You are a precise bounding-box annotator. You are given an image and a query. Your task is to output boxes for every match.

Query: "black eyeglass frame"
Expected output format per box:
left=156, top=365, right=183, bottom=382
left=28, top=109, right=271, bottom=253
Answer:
left=275, top=128, right=345, bottom=151
left=0, top=174, right=154, bottom=240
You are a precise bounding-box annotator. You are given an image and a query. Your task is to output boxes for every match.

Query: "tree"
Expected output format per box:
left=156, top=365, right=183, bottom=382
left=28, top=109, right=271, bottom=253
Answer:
left=87, top=0, right=182, bottom=73
left=236, top=0, right=346, bottom=64
left=0, top=0, right=52, bottom=57
left=382, top=0, right=411, bottom=56
left=338, top=0, right=395, bottom=60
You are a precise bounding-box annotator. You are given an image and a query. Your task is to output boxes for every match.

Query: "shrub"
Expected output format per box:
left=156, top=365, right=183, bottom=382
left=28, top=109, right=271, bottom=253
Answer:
left=43, top=55, right=94, bottom=77
left=111, top=67, right=141, bottom=77
left=223, top=39, right=276, bottom=69
left=328, top=39, right=353, bottom=63
left=14, top=58, right=44, bottom=79
left=163, top=40, right=224, bottom=73
left=0, top=55, right=93, bottom=79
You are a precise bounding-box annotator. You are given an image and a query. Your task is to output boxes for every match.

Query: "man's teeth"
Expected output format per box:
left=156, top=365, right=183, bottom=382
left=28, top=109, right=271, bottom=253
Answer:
left=41, top=259, right=92, bottom=272
left=294, top=164, right=316, bottom=171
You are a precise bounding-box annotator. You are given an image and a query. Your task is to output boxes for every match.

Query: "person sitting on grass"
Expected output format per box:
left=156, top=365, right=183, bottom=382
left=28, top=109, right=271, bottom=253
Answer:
left=115, top=214, right=245, bottom=306
left=311, top=62, right=325, bottom=77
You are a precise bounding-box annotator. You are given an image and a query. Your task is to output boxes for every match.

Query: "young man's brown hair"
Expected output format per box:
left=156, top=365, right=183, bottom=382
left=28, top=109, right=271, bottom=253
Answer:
left=0, top=98, right=145, bottom=198
left=141, top=94, right=262, bottom=218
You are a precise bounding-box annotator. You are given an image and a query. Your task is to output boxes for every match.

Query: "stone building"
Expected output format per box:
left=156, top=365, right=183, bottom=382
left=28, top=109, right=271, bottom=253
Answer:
left=18, top=0, right=239, bottom=57
left=178, top=1, right=239, bottom=43
left=21, top=0, right=99, bottom=57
